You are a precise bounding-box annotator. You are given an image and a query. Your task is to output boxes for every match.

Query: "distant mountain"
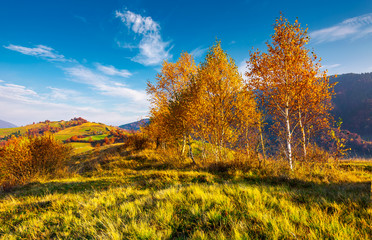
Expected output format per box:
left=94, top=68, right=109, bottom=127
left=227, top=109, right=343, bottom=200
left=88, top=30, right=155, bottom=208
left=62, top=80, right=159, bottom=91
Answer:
left=330, top=72, right=372, bottom=140
left=0, top=119, right=17, bottom=129
left=119, top=119, right=150, bottom=131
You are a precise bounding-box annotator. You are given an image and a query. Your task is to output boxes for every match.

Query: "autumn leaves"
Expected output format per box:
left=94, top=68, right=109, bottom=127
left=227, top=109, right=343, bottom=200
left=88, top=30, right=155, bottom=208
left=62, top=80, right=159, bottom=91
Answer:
left=248, top=16, right=335, bottom=169
left=147, top=15, right=334, bottom=169
left=147, top=42, right=259, bottom=162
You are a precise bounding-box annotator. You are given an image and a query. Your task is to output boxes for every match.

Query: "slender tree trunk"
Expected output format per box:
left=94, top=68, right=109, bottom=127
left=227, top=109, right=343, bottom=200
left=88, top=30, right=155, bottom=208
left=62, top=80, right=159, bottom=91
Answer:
left=259, top=121, right=266, bottom=166
left=298, top=111, right=307, bottom=161
left=202, top=140, right=206, bottom=159
left=187, top=136, right=195, bottom=164
left=246, top=141, right=251, bottom=158
left=285, top=107, right=293, bottom=170
left=156, top=137, right=160, bottom=149
left=181, top=134, right=186, bottom=155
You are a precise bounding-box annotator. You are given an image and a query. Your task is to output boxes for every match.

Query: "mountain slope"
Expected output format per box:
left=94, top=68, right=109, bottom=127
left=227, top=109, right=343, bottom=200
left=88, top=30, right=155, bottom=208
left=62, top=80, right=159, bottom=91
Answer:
left=331, top=72, right=372, bottom=140
left=119, top=119, right=149, bottom=131
left=0, top=119, right=17, bottom=128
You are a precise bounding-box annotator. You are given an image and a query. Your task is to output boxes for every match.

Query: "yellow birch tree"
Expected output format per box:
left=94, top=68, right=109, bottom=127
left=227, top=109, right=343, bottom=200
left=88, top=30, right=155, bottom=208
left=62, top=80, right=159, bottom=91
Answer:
left=193, top=41, right=259, bottom=161
left=247, top=14, right=335, bottom=169
left=146, top=52, right=198, bottom=152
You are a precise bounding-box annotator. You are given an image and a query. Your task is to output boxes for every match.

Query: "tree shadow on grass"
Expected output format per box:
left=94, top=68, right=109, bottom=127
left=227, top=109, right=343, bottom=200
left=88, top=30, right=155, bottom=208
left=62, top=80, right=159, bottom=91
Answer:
left=0, top=178, right=124, bottom=200
left=241, top=175, right=371, bottom=207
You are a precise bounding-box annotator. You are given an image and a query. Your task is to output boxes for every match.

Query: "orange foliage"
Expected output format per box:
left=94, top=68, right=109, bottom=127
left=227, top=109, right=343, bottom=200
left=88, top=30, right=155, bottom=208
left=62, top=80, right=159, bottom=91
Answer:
left=192, top=41, right=260, bottom=160
left=247, top=14, right=335, bottom=169
left=147, top=52, right=198, bottom=149
left=0, top=134, right=71, bottom=189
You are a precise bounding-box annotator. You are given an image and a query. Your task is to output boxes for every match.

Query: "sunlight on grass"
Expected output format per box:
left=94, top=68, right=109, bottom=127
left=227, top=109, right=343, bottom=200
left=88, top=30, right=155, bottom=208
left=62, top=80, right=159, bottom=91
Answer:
left=1, top=146, right=371, bottom=239
left=67, top=142, right=93, bottom=154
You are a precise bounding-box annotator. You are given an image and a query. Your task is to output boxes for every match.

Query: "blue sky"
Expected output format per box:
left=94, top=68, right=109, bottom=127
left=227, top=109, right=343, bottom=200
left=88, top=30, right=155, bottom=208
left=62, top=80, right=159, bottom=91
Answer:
left=1, top=0, right=372, bottom=126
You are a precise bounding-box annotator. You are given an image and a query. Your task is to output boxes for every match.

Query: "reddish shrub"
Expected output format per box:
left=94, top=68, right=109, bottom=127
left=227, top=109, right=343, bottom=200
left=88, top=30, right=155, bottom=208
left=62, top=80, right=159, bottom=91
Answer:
left=0, top=134, right=72, bottom=190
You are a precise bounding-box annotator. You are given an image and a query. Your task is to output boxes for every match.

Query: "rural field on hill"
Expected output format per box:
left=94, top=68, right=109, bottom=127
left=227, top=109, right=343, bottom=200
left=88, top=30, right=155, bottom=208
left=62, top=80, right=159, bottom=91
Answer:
left=1, top=0, right=372, bottom=239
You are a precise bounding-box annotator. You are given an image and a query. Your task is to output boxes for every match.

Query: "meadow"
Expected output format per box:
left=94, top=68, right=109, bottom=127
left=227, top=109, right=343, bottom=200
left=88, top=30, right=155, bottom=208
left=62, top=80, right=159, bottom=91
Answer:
left=0, top=142, right=371, bottom=239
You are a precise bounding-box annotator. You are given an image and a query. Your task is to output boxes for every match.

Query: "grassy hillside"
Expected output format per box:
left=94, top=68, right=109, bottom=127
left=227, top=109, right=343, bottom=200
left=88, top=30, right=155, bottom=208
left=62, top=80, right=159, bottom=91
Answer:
left=54, top=122, right=112, bottom=141
left=0, top=120, right=77, bottom=139
left=0, top=119, right=122, bottom=155
left=0, top=144, right=371, bottom=239
left=0, top=122, right=54, bottom=137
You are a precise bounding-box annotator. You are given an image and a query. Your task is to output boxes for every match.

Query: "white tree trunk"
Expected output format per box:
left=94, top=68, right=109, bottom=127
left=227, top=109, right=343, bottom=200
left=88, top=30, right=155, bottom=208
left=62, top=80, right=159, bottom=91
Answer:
left=285, top=107, right=293, bottom=170
left=181, top=134, right=186, bottom=155
left=298, top=111, right=307, bottom=160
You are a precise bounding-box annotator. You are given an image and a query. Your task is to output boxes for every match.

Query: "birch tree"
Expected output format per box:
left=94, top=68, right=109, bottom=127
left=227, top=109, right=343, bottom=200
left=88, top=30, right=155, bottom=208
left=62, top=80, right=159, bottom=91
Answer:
left=146, top=52, right=198, bottom=152
left=194, top=41, right=259, bottom=161
left=247, top=14, right=334, bottom=169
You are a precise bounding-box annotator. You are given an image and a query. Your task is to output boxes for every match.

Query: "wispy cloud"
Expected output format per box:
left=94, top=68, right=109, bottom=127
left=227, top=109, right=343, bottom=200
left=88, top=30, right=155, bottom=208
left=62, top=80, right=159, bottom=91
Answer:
left=95, top=63, right=132, bottom=78
left=321, top=64, right=341, bottom=70
left=190, top=46, right=208, bottom=59
left=47, top=87, right=80, bottom=101
left=0, top=82, right=39, bottom=102
left=115, top=10, right=172, bottom=66
left=311, top=13, right=372, bottom=43
left=64, top=65, right=146, bottom=102
left=0, top=80, right=143, bottom=126
left=46, top=87, right=100, bottom=104
left=74, top=15, right=87, bottom=23
left=238, top=59, right=249, bottom=78
left=4, top=44, right=70, bottom=62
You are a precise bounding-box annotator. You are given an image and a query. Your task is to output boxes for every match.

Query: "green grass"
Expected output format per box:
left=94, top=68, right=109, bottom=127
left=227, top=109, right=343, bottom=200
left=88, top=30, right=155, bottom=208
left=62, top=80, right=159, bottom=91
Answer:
left=67, top=142, right=93, bottom=154
left=0, top=145, right=371, bottom=239
left=54, top=122, right=112, bottom=141
left=0, top=122, right=64, bottom=138
left=0, top=127, right=25, bottom=137
left=81, top=134, right=108, bottom=141
left=0, top=121, right=113, bottom=142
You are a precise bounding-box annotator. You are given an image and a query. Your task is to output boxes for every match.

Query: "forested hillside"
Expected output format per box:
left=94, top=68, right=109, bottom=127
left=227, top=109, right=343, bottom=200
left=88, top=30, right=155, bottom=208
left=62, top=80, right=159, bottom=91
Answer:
left=331, top=72, right=372, bottom=140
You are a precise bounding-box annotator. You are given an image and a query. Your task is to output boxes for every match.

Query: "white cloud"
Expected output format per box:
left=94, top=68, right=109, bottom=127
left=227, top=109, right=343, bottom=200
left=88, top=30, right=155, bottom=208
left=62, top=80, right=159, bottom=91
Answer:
left=311, top=13, right=372, bottom=43
left=190, top=46, right=208, bottom=59
left=321, top=64, right=341, bottom=70
left=116, top=10, right=159, bottom=35
left=96, top=63, right=132, bottom=78
left=238, top=59, right=249, bottom=80
left=0, top=83, right=39, bottom=102
left=116, top=10, right=172, bottom=66
left=74, top=15, right=87, bottom=23
left=4, top=44, right=70, bottom=62
left=46, top=87, right=100, bottom=105
left=0, top=80, right=146, bottom=126
left=47, top=87, right=80, bottom=101
left=64, top=65, right=147, bottom=103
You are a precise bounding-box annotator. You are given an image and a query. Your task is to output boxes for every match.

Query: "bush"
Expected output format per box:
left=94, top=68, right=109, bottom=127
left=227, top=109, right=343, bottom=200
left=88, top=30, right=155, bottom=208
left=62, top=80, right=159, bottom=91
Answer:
left=0, top=134, right=72, bottom=190
left=125, top=132, right=150, bottom=151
